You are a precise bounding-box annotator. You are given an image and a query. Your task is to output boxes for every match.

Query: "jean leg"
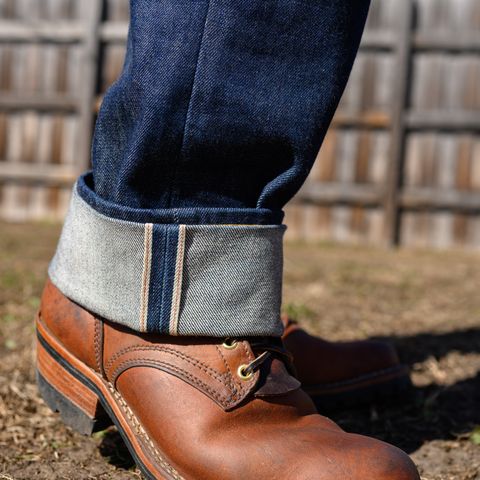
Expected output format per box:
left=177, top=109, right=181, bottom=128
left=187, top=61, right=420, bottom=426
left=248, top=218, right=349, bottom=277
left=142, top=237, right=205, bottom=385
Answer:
left=90, top=0, right=370, bottom=221
left=49, top=0, right=370, bottom=337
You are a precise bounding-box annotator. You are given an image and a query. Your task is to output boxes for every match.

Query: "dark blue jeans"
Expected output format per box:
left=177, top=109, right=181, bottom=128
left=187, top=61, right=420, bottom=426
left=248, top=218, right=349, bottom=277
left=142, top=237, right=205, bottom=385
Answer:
left=50, top=0, right=371, bottom=337
left=83, top=0, right=370, bottom=225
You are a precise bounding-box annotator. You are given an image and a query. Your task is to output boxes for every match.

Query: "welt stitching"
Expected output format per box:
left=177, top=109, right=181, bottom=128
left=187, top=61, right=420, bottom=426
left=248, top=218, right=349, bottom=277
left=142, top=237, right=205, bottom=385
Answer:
left=107, top=384, right=184, bottom=480
left=98, top=321, right=106, bottom=379
left=94, top=320, right=101, bottom=372
left=105, top=345, right=223, bottom=380
left=112, top=358, right=235, bottom=405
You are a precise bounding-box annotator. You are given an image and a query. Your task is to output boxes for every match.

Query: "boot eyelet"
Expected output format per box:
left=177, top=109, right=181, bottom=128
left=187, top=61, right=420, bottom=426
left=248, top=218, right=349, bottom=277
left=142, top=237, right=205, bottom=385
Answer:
left=222, top=339, right=238, bottom=350
left=237, top=364, right=253, bottom=381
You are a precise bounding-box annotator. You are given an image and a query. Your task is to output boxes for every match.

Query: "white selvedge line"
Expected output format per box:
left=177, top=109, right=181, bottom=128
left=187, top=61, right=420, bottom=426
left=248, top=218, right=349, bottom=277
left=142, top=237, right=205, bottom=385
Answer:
left=169, top=225, right=186, bottom=335
left=139, top=223, right=153, bottom=332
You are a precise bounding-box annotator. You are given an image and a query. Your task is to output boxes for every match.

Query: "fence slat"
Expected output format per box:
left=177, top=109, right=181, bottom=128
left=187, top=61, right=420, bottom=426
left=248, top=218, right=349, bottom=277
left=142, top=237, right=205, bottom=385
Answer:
left=76, top=0, right=102, bottom=172
left=382, top=0, right=415, bottom=246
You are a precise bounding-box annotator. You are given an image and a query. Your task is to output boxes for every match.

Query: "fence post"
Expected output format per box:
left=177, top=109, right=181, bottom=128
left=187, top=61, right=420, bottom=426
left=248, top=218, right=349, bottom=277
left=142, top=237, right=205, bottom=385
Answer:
left=382, top=0, right=415, bottom=246
left=77, top=0, right=103, bottom=173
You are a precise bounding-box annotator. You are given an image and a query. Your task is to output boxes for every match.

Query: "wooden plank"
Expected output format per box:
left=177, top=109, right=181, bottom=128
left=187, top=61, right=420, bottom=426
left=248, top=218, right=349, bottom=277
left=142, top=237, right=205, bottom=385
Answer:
left=295, top=182, right=383, bottom=206
left=400, top=187, right=480, bottom=212
left=302, top=205, right=332, bottom=241
left=0, top=161, right=77, bottom=184
left=360, top=30, right=396, bottom=51
left=413, top=32, right=480, bottom=53
left=0, top=21, right=84, bottom=42
left=405, top=111, right=480, bottom=130
left=368, top=131, right=389, bottom=185
left=331, top=112, right=391, bottom=129
left=99, top=21, right=129, bottom=43
left=283, top=204, right=304, bottom=241
left=383, top=0, right=414, bottom=246
left=471, top=139, right=480, bottom=191
left=106, top=0, right=130, bottom=22
left=367, top=208, right=384, bottom=244
left=0, top=114, right=6, bottom=159
left=310, top=130, right=335, bottom=182
left=101, top=43, right=126, bottom=91
left=338, top=54, right=364, bottom=114
left=76, top=0, right=102, bottom=171
left=0, top=94, right=78, bottom=111
left=292, top=184, right=480, bottom=213
left=332, top=206, right=351, bottom=243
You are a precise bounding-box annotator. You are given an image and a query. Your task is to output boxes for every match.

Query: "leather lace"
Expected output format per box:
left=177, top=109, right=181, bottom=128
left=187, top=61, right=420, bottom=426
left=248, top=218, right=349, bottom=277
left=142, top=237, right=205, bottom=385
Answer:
left=237, top=339, right=295, bottom=377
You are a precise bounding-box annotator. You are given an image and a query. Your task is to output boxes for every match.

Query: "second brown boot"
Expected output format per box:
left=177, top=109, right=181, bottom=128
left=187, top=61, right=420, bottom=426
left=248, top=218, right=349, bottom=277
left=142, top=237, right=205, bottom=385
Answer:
left=282, top=317, right=411, bottom=410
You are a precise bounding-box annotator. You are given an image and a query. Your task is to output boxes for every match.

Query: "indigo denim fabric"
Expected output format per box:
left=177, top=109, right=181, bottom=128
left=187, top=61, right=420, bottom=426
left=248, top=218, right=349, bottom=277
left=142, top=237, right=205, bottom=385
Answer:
left=90, top=0, right=371, bottom=222
left=50, top=0, right=370, bottom=336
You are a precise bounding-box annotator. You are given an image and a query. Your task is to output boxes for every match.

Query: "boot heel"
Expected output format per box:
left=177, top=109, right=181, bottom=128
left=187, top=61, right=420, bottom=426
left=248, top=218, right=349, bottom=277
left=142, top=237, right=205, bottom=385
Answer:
left=36, top=337, right=110, bottom=435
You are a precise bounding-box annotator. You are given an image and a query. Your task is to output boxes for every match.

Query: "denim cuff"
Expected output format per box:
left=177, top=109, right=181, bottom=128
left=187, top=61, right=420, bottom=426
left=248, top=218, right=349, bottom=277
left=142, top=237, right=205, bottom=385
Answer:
left=78, top=172, right=285, bottom=225
left=49, top=184, right=285, bottom=337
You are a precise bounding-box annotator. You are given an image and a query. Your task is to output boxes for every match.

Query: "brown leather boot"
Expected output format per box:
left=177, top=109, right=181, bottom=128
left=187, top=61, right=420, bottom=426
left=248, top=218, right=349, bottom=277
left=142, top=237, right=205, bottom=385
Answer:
left=37, top=279, right=419, bottom=480
left=282, top=317, right=411, bottom=410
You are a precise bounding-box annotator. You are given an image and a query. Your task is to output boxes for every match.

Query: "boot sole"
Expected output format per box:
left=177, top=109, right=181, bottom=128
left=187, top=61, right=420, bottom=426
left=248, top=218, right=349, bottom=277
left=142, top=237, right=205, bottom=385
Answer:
left=36, top=316, right=185, bottom=480
left=305, top=365, right=412, bottom=412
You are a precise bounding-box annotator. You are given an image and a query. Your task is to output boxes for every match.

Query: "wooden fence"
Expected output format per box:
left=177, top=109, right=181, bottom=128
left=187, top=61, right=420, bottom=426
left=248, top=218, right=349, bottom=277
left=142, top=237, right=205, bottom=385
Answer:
left=0, top=0, right=479, bottom=248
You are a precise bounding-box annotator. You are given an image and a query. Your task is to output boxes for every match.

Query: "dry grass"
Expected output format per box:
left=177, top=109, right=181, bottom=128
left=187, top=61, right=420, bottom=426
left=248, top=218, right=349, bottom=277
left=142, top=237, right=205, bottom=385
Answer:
left=1, top=223, right=480, bottom=479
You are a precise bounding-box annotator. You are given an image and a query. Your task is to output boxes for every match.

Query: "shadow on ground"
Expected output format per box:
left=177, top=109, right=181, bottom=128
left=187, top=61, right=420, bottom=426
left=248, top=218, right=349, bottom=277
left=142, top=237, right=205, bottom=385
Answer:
left=330, top=329, right=480, bottom=454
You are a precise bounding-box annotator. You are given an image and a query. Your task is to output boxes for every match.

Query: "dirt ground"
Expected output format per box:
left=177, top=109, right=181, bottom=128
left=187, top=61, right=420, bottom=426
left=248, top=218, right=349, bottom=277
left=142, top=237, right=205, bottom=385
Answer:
left=1, top=222, right=480, bottom=480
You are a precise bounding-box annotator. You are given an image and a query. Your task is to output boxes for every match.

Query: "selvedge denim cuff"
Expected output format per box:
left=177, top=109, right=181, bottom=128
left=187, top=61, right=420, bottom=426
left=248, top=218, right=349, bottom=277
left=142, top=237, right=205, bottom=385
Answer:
left=49, top=185, right=285, bottom=337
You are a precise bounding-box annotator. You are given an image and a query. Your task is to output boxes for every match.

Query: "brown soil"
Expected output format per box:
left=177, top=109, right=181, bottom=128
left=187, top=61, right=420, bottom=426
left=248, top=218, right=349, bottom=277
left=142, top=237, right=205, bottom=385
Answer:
left=1, top=223, right=480, bottom=479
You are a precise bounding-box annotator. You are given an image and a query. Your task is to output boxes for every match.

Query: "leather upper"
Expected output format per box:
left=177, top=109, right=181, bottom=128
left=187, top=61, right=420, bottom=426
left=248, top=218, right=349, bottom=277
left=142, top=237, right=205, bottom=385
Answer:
left=39, top=279, right=420, bottom=480
left=282, top=316, right=401, bottom=386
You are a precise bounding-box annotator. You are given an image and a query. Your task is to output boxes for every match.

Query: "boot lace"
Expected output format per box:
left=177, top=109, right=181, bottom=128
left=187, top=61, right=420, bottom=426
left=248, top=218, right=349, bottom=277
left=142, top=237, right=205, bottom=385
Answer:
left=222, top=338, right=294, bottom=380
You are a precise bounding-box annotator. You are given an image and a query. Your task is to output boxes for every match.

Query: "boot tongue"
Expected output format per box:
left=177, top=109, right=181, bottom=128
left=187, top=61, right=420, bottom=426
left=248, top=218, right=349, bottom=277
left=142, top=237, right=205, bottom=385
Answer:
left=254, top=356, right=301, bottom=397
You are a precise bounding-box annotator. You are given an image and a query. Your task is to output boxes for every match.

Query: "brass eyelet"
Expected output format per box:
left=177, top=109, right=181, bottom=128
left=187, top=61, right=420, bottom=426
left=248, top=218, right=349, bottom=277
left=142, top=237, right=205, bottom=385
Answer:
left=222, top=338, right=238, bottom=350
left=237, top=364, right=253, bottom=381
